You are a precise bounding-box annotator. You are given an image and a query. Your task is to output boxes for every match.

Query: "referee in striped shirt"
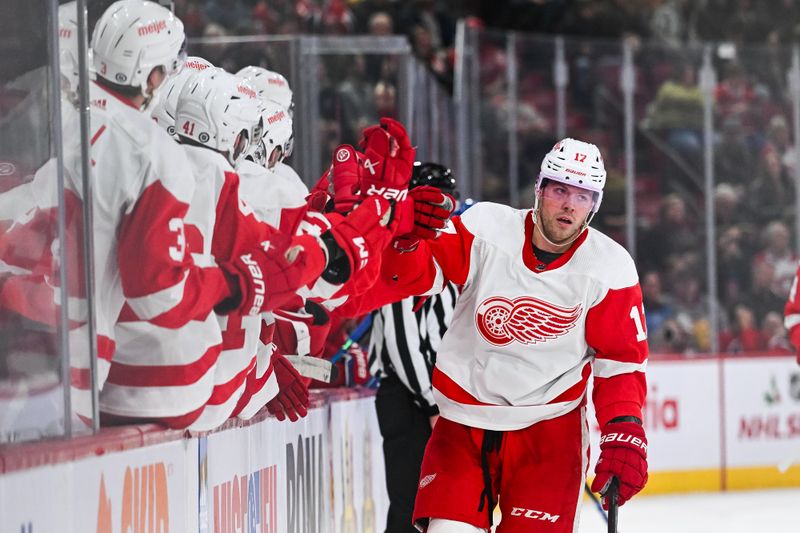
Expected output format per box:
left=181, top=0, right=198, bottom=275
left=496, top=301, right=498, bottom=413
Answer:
left=368, top=162, right=461, bottom=533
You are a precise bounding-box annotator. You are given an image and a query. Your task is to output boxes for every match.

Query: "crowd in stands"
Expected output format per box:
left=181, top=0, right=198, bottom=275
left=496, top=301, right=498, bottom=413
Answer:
left=81, top=0, right=800, bottom=359
left=7, top=1, right=800, bottom=440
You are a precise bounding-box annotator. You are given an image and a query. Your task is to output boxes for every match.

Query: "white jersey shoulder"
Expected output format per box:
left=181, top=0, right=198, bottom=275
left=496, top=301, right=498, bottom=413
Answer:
left=89, top=82, right=193, bottom=208
left=458, top=202, right=527, bottom=253
left=573, top=227, right=639, bottom=291
left=273, top=162, right=309, bottom=206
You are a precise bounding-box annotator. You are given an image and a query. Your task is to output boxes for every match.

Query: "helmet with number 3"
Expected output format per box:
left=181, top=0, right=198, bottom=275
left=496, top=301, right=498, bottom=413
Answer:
left=92, top=0, right=186, bottom=100
left=537, top=138, right=606, bottom=212
left=175, top=69, right=260, bottom=167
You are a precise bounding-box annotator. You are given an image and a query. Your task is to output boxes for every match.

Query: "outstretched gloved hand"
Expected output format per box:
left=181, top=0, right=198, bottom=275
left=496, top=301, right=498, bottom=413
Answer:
left=218, top=234, right=326, bottom=316
left=266, top=353, right=310, bottom=422
left=590, top=420, right=648, bottom=509
left=393, top=186, right=456, bottom=252
left=358, top=117, right=416, bottom=202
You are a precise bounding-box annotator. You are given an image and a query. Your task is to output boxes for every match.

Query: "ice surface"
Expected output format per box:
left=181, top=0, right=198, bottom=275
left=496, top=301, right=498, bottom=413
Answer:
left=578, top=488, right=800, bottom=532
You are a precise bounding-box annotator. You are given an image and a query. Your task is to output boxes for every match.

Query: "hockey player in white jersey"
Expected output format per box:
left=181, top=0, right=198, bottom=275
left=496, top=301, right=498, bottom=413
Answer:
left=150, top=55, right=214, bottom=137
left=352, top=139, right=649, bottom=532
left=102, top=67, right=410, bottom=429
left=236, top=66, right=307, bottom=207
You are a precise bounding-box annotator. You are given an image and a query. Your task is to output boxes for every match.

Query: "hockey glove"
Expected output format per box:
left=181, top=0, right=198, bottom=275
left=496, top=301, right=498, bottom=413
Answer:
left=218, top=234, right=326, bottom=316
left=358, top=118, right=416, bottom=202
left=320, top=196, right=396, bottom=284
left=591, top=420, right=648, bottom=509
left=266, top=352, right=310, bottom=422
left=328, top=145, right=363, bottom=214
left=393, top=186, right=456, bottom=252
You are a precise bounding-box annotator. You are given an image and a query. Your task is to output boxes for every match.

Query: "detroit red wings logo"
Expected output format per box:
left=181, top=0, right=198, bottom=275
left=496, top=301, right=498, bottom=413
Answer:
left=475, top=296, right=582, bottom=346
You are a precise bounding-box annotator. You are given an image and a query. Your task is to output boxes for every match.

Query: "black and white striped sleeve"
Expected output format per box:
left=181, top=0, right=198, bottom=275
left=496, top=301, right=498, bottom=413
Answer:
left=367, top=283, right=458, bottom=415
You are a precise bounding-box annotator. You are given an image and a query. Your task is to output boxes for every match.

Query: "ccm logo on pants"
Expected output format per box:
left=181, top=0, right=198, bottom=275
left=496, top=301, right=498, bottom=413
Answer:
left=509, top=507, right=560, bottom=522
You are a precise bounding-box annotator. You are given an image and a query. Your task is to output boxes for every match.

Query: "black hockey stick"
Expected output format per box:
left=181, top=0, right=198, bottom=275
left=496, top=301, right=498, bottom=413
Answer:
left=607, top=478, right=619, bottom=533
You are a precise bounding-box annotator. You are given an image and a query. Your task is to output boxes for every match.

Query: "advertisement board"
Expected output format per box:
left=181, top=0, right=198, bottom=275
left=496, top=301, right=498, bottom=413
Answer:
left=722, top=357, right=800, bottom=487
left=1, top=438, right=198, bottom=533
left=587, top=358, right=723, bottom=492
left=329, top=396, right=388, bottom=533
left=74, top=438, right=199, bottom=533
left=204, top=406, right=330, bottom=533
left=0, top=460, right=72, bottom=532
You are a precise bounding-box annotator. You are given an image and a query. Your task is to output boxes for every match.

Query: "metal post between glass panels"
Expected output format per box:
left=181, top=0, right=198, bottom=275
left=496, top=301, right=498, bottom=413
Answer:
left=49, top=0, right=71, bottom=437
left=76, top=0, right=98, bottom=431
left=429, top=70, right=440, bottom=163
left=790, top=46, right=800, bottom=252
left=454, top=19, right=472, bottom=200
left=554, top=36, right=568, bottom=140
left=506, top=33, right=519, bottom=209
left=469, top=27, right=483, bottom=201
left=700, top=46, right=719, bottom=354
left=621, top=39, right=636, bottom=257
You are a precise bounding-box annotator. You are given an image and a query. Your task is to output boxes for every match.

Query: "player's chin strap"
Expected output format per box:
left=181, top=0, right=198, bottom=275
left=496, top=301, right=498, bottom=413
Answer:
left=531, top=194, right=594, bottom=251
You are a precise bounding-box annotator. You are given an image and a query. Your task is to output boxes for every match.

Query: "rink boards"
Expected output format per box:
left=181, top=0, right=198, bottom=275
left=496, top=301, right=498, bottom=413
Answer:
left=2, top=356, right=800, bottom=531
left=588, top=354, right=800, bottom=494
left=0, top=391, right=388, bottom=533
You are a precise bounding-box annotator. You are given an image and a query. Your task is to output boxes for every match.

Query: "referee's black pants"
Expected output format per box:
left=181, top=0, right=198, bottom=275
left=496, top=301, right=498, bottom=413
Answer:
left=375, top=373, right=434, bottom=533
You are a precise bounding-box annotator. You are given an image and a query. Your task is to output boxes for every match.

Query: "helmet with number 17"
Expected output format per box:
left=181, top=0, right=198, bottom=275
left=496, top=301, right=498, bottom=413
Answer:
left=175, top=69, right=260, bottom=167
left=536, top=138, right=606, bottom=212
left=92, top=0, right=186, bottom=103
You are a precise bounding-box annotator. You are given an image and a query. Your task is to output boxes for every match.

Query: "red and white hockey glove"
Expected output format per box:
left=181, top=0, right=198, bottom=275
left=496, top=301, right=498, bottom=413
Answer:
left=219, top=234, right=326, bottom=316
left=328, top=145, right=363, bottom=214
left=591, top=420, right=648, bottom=509
left=320, top=196, right=396, bottom=284
left=358, top=118, right=415, bottom=202
left=393, top=186, right=456, bottom=252
left=325, top=119, right=413, bottom=215
left=266, top=352, right=310, bottom=422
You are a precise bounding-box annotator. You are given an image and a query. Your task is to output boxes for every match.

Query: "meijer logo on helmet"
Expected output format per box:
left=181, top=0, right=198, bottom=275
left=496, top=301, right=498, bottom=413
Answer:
left=238, top=85, right=257, bottom=99
left=137, top=20, right=167, bottom=37
left=267, top=111, right=285, bottom=125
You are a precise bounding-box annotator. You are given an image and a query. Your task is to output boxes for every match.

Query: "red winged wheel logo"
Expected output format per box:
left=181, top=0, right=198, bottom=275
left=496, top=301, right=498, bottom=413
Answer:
left=475, top=296, right=582, bottom=346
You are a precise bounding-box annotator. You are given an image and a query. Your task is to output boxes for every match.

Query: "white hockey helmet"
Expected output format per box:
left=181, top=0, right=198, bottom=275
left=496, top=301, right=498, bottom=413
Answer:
left=91, top=0, right=186, bottom=100
left=246, top=99, right=294, bottom=169
left=537, top=138, right=606, bottom=212
left=175, top=69, right=260, bottom=167
left=235, top=66, right=294, bottom=116
left=151, top=56, right=214, bottom=137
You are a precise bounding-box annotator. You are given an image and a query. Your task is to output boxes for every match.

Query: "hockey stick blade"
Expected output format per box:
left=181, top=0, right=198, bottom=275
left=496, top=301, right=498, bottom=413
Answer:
left=284, top=355, right=339, bottom=384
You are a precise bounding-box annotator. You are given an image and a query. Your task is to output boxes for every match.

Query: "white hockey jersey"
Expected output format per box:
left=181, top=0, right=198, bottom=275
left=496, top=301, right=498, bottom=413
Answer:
left=237, top=160, right=308, bottom=228
left=1, top=83, right=233, bottom=422
left=374, top=202, right=648, bottom=431
left=103, top=147, right=282, bottom=429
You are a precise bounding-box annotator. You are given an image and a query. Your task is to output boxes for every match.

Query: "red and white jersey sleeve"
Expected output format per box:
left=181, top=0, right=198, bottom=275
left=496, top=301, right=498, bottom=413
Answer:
left=372, top=202, right=648, bottom=431
left=103, top=146, right=301, bottom=429
left=784, top=264, right=800, bottom=349
left=332, top=210, right=476, bottom=317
